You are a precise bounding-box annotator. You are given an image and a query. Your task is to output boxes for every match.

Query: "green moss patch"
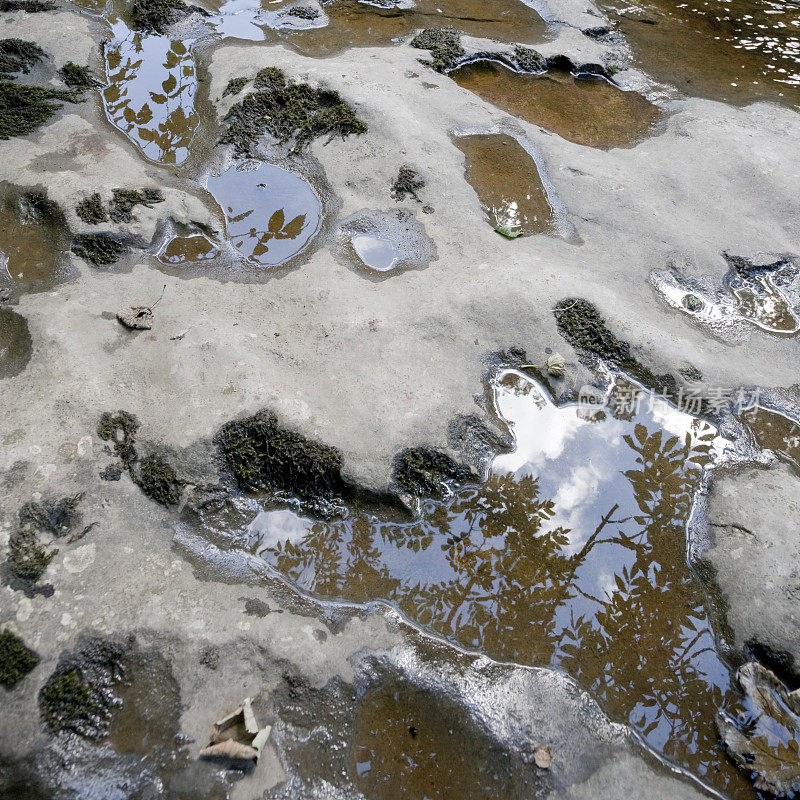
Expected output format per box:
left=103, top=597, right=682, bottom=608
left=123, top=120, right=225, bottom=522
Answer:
left=217, top=409, right=344, bottom=499
left=58, top=62, right=97, bottom=90
left=393, top=447, right=472, bottom=499
left=130, top=0, right=202, bottom=33
left=39, top=637, right=126, bottom=738
left=410, top=27, right=464, bottom=73
left=97, top=410, right=140, bottom=468
left=0, top=629, right=39, bottom=690
left=0, top=0, right=57, bottom=9
left=222, top=76, right=248, bottom=98
left=7, top=525, right=57, bottom=582
left=219, top=66, right=366, bottom=155
left=71, top=233, right=126, bottom=266
left=75, top=193, right=108, bottom=224
left=0, top=81, right=80, bottom=139
left=109, top=187, right=164, bottom=223
left=138, top=454, right=180, bottom=506
left=0, top=39, right=45, bottom=79
left=512, top=45, right=545, bottom=73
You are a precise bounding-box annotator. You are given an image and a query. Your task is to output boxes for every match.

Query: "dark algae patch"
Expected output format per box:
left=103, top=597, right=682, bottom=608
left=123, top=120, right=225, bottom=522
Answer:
left=58, top=62, right=97, bottom=90
left=0, top=0, right=57, bottom=10
left=222, top=76, right=248, bottom=97
left=71, top=233, right=127, bottom=266
left=0, top=39, right=45, bottom=79
left=390, top=166, right=424, bottom=202
left=97, top=411, right=182, bottom=506
left=7, top=525, right=57, bottom=582
left=75, top=193, right=108, bottom=224
left=138, top=454, right=180, bottom=506
left=130, top=0, right=202, bottom=33
left=393, top=447, right=472, bottom=499
left=217, top=409, right=344, bottom=501
left=109, top=187, right=165, bottom=223
left=39, top=637, right=126, bottom=738
left=0, top=308, right=32, bottom=378
left=219, top=67, right=366, bottom=154
left=0, top=629, right=39, bottom=690
left=410, top=27, right=464, bottom=73
left=450, top=61, right=661, bottom=149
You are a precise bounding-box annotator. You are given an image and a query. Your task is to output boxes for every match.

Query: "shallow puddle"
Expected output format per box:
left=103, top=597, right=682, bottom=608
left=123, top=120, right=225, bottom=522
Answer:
left=211, top=0, right=547, bottom=55
left=349, top=679, right=541, bottom=799
left=652, top=265, right=800, bottom=342
left=741, top=406, right=800, bottom=473
left=227, top=371, right=774, bottom=797
left=595, top=0, right=800, bottom=107
left=207, top=162, right=322, bottom=267
left=0, top=194, right=68, bottom=293
left=351, top=234, right=400, bottom=271
left=103, top=19, right=199, bottom=165
left=158, top=234, right=220, bottom=264
left=454, top=133, right=554, bottom=235
left=450, top=62, right=662, bottom=149
left=0, top=308, right=32, bottom=379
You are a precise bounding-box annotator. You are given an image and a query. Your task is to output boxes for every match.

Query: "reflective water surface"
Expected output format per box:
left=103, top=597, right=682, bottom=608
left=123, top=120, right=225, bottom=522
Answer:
left=741, top=406, right=800, bottom=473
left=206, top=162, right=322, bottom=267
left=351, top=233, right=401, bottom=271
left=211, top=0, right=547, bottom=55
left=454, top=133, right=554, bottom=235
left=595, top=0, right=800, bottom=107
left=103, top=19, right=199, bottom=165
left=450, top=62, right=662, bottom=149
left=158, top=234, right=220, bottom=265
left=0, top=204, right=65, bottom=292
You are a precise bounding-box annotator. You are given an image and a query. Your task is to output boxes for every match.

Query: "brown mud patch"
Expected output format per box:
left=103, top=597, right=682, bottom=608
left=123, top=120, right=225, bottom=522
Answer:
left=0, top=307, right=33, bottom=379
left=453, top=132, right=554, bottom=236
left=741, top=406, right=800, bottom=474
left=450, top=61, right=662, bottom=149
left=595, top=0, right=800, bottom=107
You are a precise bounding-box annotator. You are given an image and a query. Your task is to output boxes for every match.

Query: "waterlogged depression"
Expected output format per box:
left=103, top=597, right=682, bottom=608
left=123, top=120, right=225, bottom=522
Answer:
left=185, top=370, right=783, bottom=797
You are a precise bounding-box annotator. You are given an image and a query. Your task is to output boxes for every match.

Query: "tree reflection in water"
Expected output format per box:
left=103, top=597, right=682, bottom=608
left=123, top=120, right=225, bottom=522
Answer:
left=247, top=371, right=756, bottom=797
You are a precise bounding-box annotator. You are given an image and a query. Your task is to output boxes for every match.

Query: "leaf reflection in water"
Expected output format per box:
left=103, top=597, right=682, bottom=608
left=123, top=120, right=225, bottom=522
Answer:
left=240, top=371, right=770, bottom=797
left=102, top=19, right=199, bottom=165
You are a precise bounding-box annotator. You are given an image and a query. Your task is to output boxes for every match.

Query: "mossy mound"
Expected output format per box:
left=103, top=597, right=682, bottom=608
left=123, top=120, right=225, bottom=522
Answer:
left=39, top=637, right=126, bottom=738
left=222, top=76, right=248, bottom=97
left=553, top=298, right=630, bottom=368
left=109, top=187, right=164, bottom=223
left=58, top=62, right=97, bottom=90
left=0, top=39, right=45, bottom=79
left=130, top=0, right=201, bottom=33
left=219, top=67, right=366, bottom=155
left=0, top=0, right=57, bottom=9
left=97, top=410, right=140, bottom=468
left=217, top=410, right=344, bottom=499
left=410, top=27, right=464, bottom=73
left=0, top=629, right=39, bottom=690
left=393, top=447, right=473, bottom=499
left=71, top=233, right=126, bottom=266
left=512, top=45, right=545, bottom=73
left=75, top=193, right=108, bottom=224
left=7, top=525, right=57, bottom=582
left=391, top=166, right=424, bottom=201
left=137, top=453, right=180, bottom=506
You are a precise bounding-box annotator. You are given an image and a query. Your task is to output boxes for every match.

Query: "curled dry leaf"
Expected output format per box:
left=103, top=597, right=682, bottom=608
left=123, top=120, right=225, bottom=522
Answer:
left=199, top=696, right=271, bottom=764
left=117, top=306, right=153, bottom=330
left=718, top=661, right=800, bottom=796
left=544, top=353, right=566, bottom=378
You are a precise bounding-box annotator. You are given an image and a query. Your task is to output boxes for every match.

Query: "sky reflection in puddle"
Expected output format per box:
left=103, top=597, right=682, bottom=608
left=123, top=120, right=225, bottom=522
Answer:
left=233, top=371, right=770, bottom=796
left=206, top=162, right=322, bottom=267
left=102, top=19, right=199, bottom=165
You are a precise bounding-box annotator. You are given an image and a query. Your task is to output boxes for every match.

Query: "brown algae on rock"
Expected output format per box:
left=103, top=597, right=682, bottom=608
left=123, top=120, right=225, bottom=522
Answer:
left=103, top=20, right=199, bottom=165
left=454, top=133, right=555, bottom=236
left=207, top=161, right=322, bottom=267
left=450, top=61, right=662, bottom=149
